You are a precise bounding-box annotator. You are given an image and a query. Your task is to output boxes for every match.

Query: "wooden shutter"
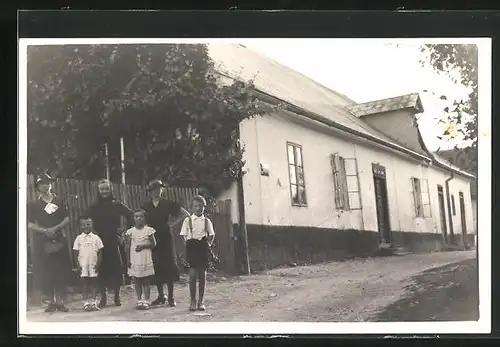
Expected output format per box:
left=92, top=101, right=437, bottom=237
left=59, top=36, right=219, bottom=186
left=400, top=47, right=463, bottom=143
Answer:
left=339, top=157, right=350, bottom=210
left=410, top=177, right=417, bottom=218
left=331, top=153, right=342, bottom=209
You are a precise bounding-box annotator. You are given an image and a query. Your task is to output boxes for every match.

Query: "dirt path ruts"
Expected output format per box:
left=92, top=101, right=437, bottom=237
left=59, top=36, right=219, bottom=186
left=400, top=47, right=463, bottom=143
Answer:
left=26, top=251, right=476, bottom=322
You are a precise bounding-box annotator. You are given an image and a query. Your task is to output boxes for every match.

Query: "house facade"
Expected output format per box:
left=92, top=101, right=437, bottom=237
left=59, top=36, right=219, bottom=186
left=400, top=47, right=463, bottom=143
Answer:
left=210, top=44, right=476, bottom=270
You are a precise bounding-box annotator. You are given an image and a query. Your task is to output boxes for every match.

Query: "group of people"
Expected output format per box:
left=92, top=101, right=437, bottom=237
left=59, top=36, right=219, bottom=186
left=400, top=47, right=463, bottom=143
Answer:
left=28, top=174, right=216, bottom=313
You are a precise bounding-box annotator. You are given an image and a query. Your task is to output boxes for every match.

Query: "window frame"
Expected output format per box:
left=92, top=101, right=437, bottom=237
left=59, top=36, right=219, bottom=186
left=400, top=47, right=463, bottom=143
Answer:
left=411, top=177, right=432, bottom=218
left=286, top=142, right=307, bottom=207
left=411, top=177, right=424, bottom=218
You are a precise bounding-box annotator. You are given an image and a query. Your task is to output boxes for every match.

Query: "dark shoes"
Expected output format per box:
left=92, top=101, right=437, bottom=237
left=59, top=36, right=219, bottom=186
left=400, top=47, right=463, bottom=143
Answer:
left=57, top=304, right=70, bottom=312
left=44, top=303, right=69, bottom=313
left=44, top=303, right=57, bottom=312
left=151, top=296, right=176, bottom=307
left=98, top=296, right=121, bottom=308
left=151, top=296, right=166, bottom=306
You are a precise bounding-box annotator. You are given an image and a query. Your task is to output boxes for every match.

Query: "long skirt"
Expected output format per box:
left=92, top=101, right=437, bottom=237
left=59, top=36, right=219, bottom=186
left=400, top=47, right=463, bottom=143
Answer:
left=152, top=245, right=180, bottom=284
left=186, top=239, right=209, bottom=269
left=98, top=242, right=124, bottom=288
left=34, top=249, right=72, bottom=296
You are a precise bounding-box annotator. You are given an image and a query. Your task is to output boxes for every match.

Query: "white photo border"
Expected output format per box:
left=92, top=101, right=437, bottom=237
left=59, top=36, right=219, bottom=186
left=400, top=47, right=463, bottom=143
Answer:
left=18, top=37, right=491, bottom=335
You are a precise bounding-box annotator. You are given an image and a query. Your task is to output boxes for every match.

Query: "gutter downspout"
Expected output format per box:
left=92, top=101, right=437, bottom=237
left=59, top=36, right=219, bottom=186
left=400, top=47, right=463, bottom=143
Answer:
left=445, top=172, right=455, bottom=245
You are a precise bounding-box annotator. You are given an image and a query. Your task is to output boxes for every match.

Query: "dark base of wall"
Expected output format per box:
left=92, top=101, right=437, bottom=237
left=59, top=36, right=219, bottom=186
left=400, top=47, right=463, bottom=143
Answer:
left=246, top=224, right=472, bottom=272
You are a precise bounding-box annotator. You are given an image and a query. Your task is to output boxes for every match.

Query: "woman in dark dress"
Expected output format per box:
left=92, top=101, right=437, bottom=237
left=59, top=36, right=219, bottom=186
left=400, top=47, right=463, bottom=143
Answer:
left=27, top=173, right=72, bottom=312
left=142, top=180, right=189, bottom=307
left=85, top=179, right=133, bottom=308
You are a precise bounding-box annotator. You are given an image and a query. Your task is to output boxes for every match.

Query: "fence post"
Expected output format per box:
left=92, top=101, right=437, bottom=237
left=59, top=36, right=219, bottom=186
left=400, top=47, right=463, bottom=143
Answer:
left=225, top=199, right=235, bottom=274
left=237, top=176, right=250, bottom=275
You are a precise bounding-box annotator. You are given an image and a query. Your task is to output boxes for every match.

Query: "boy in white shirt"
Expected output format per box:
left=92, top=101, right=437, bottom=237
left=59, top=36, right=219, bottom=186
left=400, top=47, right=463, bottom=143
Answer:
left=180, top=195, right=215, bottom=311
left=73, top=216, right=104, bottom=311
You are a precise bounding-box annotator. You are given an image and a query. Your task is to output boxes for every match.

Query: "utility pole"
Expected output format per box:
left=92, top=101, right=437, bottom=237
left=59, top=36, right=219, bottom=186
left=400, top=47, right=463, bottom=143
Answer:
left=120, top=137, right=126, bottom=185
left=104, top=143, right=110, bottom=181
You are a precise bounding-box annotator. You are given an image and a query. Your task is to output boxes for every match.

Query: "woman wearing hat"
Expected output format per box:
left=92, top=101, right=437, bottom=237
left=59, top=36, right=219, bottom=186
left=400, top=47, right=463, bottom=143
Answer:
left=84, top=179, right=133, bottom=308
left=27, top=173, right=72, bottom=312
left=142, top=180, right=189, bottom=307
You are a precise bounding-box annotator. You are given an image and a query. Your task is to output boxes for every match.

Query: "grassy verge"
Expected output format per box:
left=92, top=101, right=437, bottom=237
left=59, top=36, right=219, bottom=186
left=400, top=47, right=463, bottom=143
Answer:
left=373, top=258, right=479, bottom=321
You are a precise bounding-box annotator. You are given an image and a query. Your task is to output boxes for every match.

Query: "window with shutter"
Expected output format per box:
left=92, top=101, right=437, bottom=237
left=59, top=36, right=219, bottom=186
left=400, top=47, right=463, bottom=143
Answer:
left=287, top=142, right=307, bottom=207
left=331, top=154, right=361, bottom=211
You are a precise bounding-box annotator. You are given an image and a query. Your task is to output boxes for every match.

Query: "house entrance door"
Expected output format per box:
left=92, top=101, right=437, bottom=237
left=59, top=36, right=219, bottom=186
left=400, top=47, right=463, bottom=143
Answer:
left=459, top=192, right=467, bottom=245
left=372, top=163, right=391, bottom=244
left=437, top=185, right=448, bottom=243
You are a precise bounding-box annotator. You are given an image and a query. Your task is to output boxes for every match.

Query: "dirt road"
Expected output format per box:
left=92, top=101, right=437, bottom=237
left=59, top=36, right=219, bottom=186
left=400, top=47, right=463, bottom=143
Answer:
left=26, top=251, right=477, bottom=322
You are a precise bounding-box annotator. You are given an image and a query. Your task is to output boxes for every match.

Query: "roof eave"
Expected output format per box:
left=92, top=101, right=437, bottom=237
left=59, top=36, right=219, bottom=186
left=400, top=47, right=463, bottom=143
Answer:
left=253, top=89, right=432, bottom=163
left=433, top=160, right=476, bottom=179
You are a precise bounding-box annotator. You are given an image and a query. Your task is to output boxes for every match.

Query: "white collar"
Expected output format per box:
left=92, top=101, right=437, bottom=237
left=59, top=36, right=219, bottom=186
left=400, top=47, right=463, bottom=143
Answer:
left=191, top=214, right=204, bottom=220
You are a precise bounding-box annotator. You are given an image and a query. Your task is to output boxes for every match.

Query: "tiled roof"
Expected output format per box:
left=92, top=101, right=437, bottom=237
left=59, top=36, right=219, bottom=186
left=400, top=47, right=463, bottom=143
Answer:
left=207, top=44, right=417, bottom=152
left=345, top=93, right=424, bottom=117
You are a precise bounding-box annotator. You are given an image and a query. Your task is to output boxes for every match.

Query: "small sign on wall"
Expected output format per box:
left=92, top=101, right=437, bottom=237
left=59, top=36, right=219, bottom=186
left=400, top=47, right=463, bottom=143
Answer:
left=372, top=163, right=386, bottom=178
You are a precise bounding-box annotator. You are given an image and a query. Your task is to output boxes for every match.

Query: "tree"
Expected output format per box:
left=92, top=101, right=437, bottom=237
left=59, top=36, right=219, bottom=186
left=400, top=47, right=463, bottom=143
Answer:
left=419, top=44, right=478, bottom=174
left=27, top=44, right=263, bottom=195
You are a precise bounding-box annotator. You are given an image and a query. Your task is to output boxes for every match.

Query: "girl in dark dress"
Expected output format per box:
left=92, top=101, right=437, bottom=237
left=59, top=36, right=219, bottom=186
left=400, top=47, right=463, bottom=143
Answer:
left=142, top=180, right=189, bottom=307
left=27, top=174, right=72, bottom=313
left=84, top=179, right=133, bottom=308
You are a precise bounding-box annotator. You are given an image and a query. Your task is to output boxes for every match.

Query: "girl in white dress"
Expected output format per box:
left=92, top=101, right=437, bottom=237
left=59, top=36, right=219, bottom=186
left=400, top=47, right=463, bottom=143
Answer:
left=125, top=209, right=157, bottom=310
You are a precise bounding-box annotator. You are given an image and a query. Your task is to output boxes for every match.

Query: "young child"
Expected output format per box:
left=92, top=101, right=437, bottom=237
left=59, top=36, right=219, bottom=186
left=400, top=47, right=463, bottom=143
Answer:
left=179, top=195, right=215, bottom=311
left=73, top=216, right=104, bottom=312
left=125, top=209, right=157, bottom=310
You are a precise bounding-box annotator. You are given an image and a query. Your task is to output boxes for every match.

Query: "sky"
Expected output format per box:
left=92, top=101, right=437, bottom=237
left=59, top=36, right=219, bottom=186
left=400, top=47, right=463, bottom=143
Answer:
left=240, top=39, right=473, bottom=151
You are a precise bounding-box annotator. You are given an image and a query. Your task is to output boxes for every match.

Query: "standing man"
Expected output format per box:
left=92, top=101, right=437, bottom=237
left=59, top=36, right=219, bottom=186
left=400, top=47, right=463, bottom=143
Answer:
left=142, top=180, right=189, bottom=307
left=27, top=173, right=72, bottom=312
left=85, top=179, right=133, bottom=308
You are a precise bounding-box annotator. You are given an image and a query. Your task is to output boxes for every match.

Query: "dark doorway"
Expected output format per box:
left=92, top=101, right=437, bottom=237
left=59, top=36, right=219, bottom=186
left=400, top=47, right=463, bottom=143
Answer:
left=372, top=164, right=391, bottom=244
left=437, top=185, right=448, bottom=243
left=459, top=192, right=468, bottom=245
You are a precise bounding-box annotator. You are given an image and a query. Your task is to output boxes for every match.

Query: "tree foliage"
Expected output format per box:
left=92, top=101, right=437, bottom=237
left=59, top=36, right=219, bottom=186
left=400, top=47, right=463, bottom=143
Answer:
left=27, top=44, right=263, bottom=195
left=419, top=44, right=478, bottom=173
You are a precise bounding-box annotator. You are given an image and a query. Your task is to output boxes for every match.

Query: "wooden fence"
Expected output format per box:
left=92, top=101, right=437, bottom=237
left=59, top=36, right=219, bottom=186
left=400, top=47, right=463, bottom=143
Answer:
left=26, top=175, right=199, bottom=271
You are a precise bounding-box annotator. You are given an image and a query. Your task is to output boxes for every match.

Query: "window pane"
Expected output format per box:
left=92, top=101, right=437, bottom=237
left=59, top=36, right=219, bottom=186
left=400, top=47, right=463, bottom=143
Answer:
left=289, top=165, right=297, bottom=185
left=291, top=184, right=299, bottom=204
left=287, top=144, right=296, bottom=165
left=423, top=204, right=432, bottom=218
left=348, top=192, right=361, bottom=209
left=299, top=185, right=307, bottom=205
left=346, top=176, right=358, bottom=191
left=298, top=167, right=305, bottom=186
left=295, top=147, right=303, bottom=167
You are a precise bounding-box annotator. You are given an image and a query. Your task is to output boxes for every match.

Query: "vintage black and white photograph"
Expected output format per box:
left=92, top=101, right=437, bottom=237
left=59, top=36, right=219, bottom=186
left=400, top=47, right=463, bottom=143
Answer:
left=18, top=37, right=490, bottom=334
